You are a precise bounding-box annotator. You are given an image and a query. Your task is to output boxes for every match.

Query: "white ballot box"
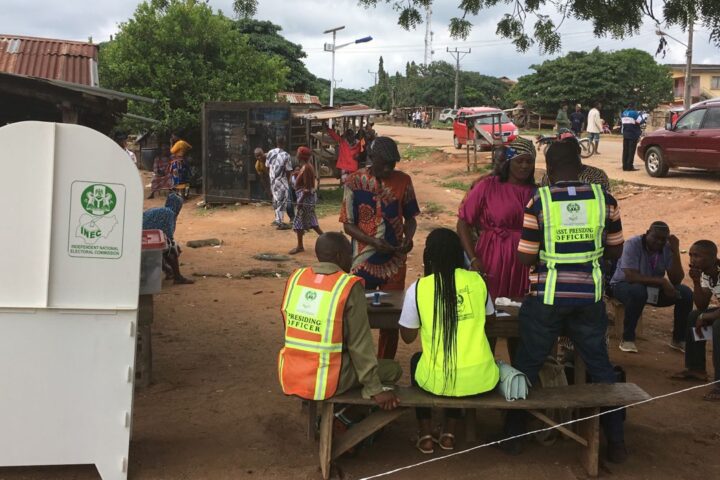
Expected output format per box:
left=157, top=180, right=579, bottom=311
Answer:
left=0, top=122, right=143, bottom=479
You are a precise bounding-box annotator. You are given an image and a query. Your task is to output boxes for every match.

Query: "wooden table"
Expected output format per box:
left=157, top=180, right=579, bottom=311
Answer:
left=366, top=290, right=520, bottom=338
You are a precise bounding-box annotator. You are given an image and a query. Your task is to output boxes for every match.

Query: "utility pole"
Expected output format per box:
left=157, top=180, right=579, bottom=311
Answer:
left=368, top=70, right=378, bottom=86
left=447, top=47, right=470, bottom=109
left=683, top=15, right=694, bottom=111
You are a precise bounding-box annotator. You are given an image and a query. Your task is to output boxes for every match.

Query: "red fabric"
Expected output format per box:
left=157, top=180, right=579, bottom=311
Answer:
left=327, top=128, right=360, bottom=172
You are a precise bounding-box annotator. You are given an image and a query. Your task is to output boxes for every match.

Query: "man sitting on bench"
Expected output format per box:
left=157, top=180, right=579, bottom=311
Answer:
left=278, top=232, right=401, bottom=410
left=506, top=139, right=628, bottom=463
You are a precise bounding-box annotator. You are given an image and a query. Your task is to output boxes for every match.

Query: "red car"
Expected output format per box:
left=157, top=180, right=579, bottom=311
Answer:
left=637, top=101, right=720, bottom=177
left=453, top=107, right=519, bottom=150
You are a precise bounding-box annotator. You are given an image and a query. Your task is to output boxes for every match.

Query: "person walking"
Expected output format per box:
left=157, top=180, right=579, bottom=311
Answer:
left=503, top=139, right=628, bottom=463
left=620, top=103, right=643, bottom=171
left=587, top=102, right=603, bottom=155
left=555, top=104, right=571, bottom=132
left=266, top=137, right=293, bottom=230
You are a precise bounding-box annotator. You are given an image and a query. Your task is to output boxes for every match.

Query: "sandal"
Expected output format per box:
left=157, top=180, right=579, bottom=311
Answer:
left=670, top=369, right=708, bottom=382
left=433, top=433, right=455, bottom=451
left=288, top=247, right=304, bottom=255
left=415, top=434, right=434, bottom=454
left=703, top=387, right=720, bottom=402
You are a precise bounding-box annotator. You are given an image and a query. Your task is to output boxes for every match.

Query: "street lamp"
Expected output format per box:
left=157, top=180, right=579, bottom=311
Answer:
left=656, top=22, right=694, bottom=111
left=323, top=26, right=373, bottom=108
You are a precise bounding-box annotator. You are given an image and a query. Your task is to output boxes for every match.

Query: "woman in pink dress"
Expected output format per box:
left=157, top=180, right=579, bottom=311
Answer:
left=457, top=137, right=537, bottom=300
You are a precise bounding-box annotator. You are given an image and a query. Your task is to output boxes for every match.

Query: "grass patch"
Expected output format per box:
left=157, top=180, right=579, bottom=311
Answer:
left=400, top=144, right=439, bottom=161
left=194, top=207, right=212, bottom=217
left=520, top=128, right=555, bottom=137
left=440, top=180, right=472, bottom=192
left=423, top=202, right=446, bottom=215
left=316, top=187, right=344, bottom=218
left=609, top=179, right=626, bottom=193
left=430, top=120, right=453, bottom=130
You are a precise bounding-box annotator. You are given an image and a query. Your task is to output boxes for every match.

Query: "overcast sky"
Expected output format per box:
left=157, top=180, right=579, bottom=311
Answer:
left=2, top=0, right=719, bottom=90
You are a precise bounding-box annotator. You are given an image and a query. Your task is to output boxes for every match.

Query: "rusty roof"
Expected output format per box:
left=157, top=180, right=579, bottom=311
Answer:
left=0, top=34, right=98, bottom=86
left=277, top=91, right=321, bottom=105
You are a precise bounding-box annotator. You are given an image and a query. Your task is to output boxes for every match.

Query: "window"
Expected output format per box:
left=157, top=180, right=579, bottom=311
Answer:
left=702, top=108, right=720, bottom=129
left=712, top=76, right=720, bottom=90
left=675, top=109, right=706, bottom=130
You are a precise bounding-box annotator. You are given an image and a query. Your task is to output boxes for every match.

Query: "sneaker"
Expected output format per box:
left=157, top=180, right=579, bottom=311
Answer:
left=668, top=340, right=686, bottom=353
left=607, top=441, right=628, bottom=464
left=619, top=341, right=638, bottom=353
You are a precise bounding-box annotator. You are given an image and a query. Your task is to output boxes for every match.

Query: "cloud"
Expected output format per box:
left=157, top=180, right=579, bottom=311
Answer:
left=1, top=0, right=718, bottom=93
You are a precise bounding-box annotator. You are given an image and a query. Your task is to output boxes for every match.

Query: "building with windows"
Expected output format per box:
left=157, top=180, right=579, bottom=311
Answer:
left=667, top=64, right=720, bottom=105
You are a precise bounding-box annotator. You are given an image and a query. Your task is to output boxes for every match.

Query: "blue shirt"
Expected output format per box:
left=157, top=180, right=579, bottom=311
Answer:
left=610, top=235, right=673, bottom=284
left=621, top=109, right=642, bottom=140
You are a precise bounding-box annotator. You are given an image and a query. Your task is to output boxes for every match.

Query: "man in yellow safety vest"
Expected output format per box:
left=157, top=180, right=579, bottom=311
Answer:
left=505, top=137, right=628, bottom=463
left=278, top=232, right=401, bottom=409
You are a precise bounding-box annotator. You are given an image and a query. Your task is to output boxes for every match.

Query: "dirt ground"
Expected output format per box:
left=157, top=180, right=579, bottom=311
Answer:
left=2, top=126, right=719, bottom=480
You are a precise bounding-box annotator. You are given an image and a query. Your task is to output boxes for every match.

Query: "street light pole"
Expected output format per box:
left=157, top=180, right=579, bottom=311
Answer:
left=323, top=26, right=344, bottom=108
left=683, top=15, right=694, bottom=111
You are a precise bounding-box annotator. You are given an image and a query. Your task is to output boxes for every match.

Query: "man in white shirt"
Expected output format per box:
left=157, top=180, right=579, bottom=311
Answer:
left=586, top=101, right=604, bottom=155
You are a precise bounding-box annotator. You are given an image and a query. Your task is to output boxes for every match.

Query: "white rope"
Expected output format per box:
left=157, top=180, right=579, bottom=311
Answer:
left=359, top=379, right=720, bottom=480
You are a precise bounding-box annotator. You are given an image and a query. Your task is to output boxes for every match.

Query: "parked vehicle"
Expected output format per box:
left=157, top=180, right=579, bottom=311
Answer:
left=452, top=107, right=518, bottom=150
left=536, top=129, right=595, bottom=158
left=439, top=108, right=458, bottom=123
left=637, top=101, right=720, bottom=177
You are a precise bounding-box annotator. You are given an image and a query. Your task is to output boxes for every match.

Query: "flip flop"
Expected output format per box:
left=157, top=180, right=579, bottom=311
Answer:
left=703, top=388, right=720, bottom=402
left=415, top=434, right=434, bottom=454
left=288, top=247, right=304, bottom=255
left=670, top=370, right=708, bottom=382
left=433, top=433, right=455, bottom=451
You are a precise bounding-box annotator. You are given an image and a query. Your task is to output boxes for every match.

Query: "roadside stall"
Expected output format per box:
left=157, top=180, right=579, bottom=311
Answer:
left=0, top=121, right=143, bottom=480
left=297, top=104, right=384, bottom=186
left=460, top=110, right=504, bottom=172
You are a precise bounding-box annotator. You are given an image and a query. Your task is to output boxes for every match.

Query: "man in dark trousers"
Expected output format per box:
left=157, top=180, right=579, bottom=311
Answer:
left=620, top=103, right=642, bottom=171
left=504, top=138, right=628, bottom=463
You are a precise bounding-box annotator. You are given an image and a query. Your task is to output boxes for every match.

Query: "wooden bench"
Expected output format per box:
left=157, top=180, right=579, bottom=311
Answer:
left=315, top=383, right=650, bottom=479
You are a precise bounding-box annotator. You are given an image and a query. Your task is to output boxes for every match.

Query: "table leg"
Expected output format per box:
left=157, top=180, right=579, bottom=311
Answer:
left=319, top=402, right=334, bottom=480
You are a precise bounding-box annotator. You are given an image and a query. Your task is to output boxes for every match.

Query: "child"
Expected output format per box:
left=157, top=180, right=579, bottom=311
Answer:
left=289, top=146, right=323, bottom=254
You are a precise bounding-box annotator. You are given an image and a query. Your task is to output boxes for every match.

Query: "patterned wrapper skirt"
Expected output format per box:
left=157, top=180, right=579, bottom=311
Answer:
left=293, top=190, right=319, bottom=231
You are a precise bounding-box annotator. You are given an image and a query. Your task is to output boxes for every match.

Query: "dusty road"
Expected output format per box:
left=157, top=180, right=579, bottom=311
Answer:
left=2, top=138, right=719, bottom=480
left=377, top=124, right=720, bottom=191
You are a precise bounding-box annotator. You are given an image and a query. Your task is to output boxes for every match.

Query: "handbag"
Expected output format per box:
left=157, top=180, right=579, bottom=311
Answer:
left=496, top=361, right=531, bottom=401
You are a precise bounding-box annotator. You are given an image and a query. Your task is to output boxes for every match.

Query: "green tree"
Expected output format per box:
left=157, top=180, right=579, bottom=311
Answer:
left=99, top=0, right=286, bottom=134
left=511, top=48, right=672, bottom=116
left=357, top=0, right=720, bottom=54
left=234, top=18, right=326, bottom=95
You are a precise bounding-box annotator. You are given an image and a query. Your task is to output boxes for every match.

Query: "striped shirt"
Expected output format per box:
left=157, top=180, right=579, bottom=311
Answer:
left=519, top=182, right=624, bottom=306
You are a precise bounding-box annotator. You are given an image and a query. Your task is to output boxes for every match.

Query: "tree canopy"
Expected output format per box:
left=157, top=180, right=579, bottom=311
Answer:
left=99, top=0, right=286, bottom=134
left=511, top=48, right=673, bottom=116
left=357, top=0, right=720, bottom=54
left=234, top=18, right=327, bottom=95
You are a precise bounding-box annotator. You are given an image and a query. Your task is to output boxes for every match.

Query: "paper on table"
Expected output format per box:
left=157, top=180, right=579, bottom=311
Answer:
left=365, top=291, right=389, bottom=299
left=496, top=297, right=522, bottom=307
left=496, top=311, right=511, bottom=317
left=693, top=326, right=713, bottom=342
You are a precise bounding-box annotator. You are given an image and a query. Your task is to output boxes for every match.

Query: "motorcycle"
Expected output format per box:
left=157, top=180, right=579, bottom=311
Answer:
left=535, top=129, right=595, bottom=159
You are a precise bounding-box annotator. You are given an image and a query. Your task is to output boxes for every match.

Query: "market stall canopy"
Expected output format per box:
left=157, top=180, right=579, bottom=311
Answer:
left=297, top=104, right=384, bottom=120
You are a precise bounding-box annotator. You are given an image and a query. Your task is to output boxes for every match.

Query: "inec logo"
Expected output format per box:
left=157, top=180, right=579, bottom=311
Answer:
left=305, top=291, right=317, bottom=301
left=81, top=184, right=117, bottom=216
left=566, top=202, right=581, bottom=214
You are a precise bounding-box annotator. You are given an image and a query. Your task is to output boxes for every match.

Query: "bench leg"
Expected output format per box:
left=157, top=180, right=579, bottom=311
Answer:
left=307, top=401, right=318, bottom=442
left=319, top=402, right=334, bottom=480
left=465, top=408, right=477, bottom=442
left=332, top=408, right=407, bottom=459
left=577, top=407, right=600, bottom=477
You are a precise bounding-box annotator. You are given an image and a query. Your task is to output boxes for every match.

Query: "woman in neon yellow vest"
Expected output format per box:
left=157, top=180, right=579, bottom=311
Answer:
left=399, top=228, right=499, bottom=454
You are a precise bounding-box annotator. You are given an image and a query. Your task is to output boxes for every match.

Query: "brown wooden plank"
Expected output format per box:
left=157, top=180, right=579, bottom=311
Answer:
left=318, top=402, right=334, bottom=480
left=528, top=410, right=587, bottom=446
left=329, top=383, right=650, bottom=410
left=577, top=408, right=600, bottom=477
left=331, top=408, right=408, bottom=459
left=307, top=401, right=318, bottom=442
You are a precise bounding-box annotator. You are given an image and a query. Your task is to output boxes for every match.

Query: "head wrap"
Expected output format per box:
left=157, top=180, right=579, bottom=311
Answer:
left=506, top=136, right=536, bottom=160
left=370, top=136, right=400, bottom=164
left=165, top=192, right=184, bottom=216
left=296, top=146, right=312, bottom=162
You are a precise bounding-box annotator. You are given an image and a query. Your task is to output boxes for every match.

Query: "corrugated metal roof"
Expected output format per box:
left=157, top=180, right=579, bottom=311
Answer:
left=277, top=91, right=321, bottom=104
left=299, top=104, right=384, bottom=120
left=0, top=34, right=98, bottom=86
